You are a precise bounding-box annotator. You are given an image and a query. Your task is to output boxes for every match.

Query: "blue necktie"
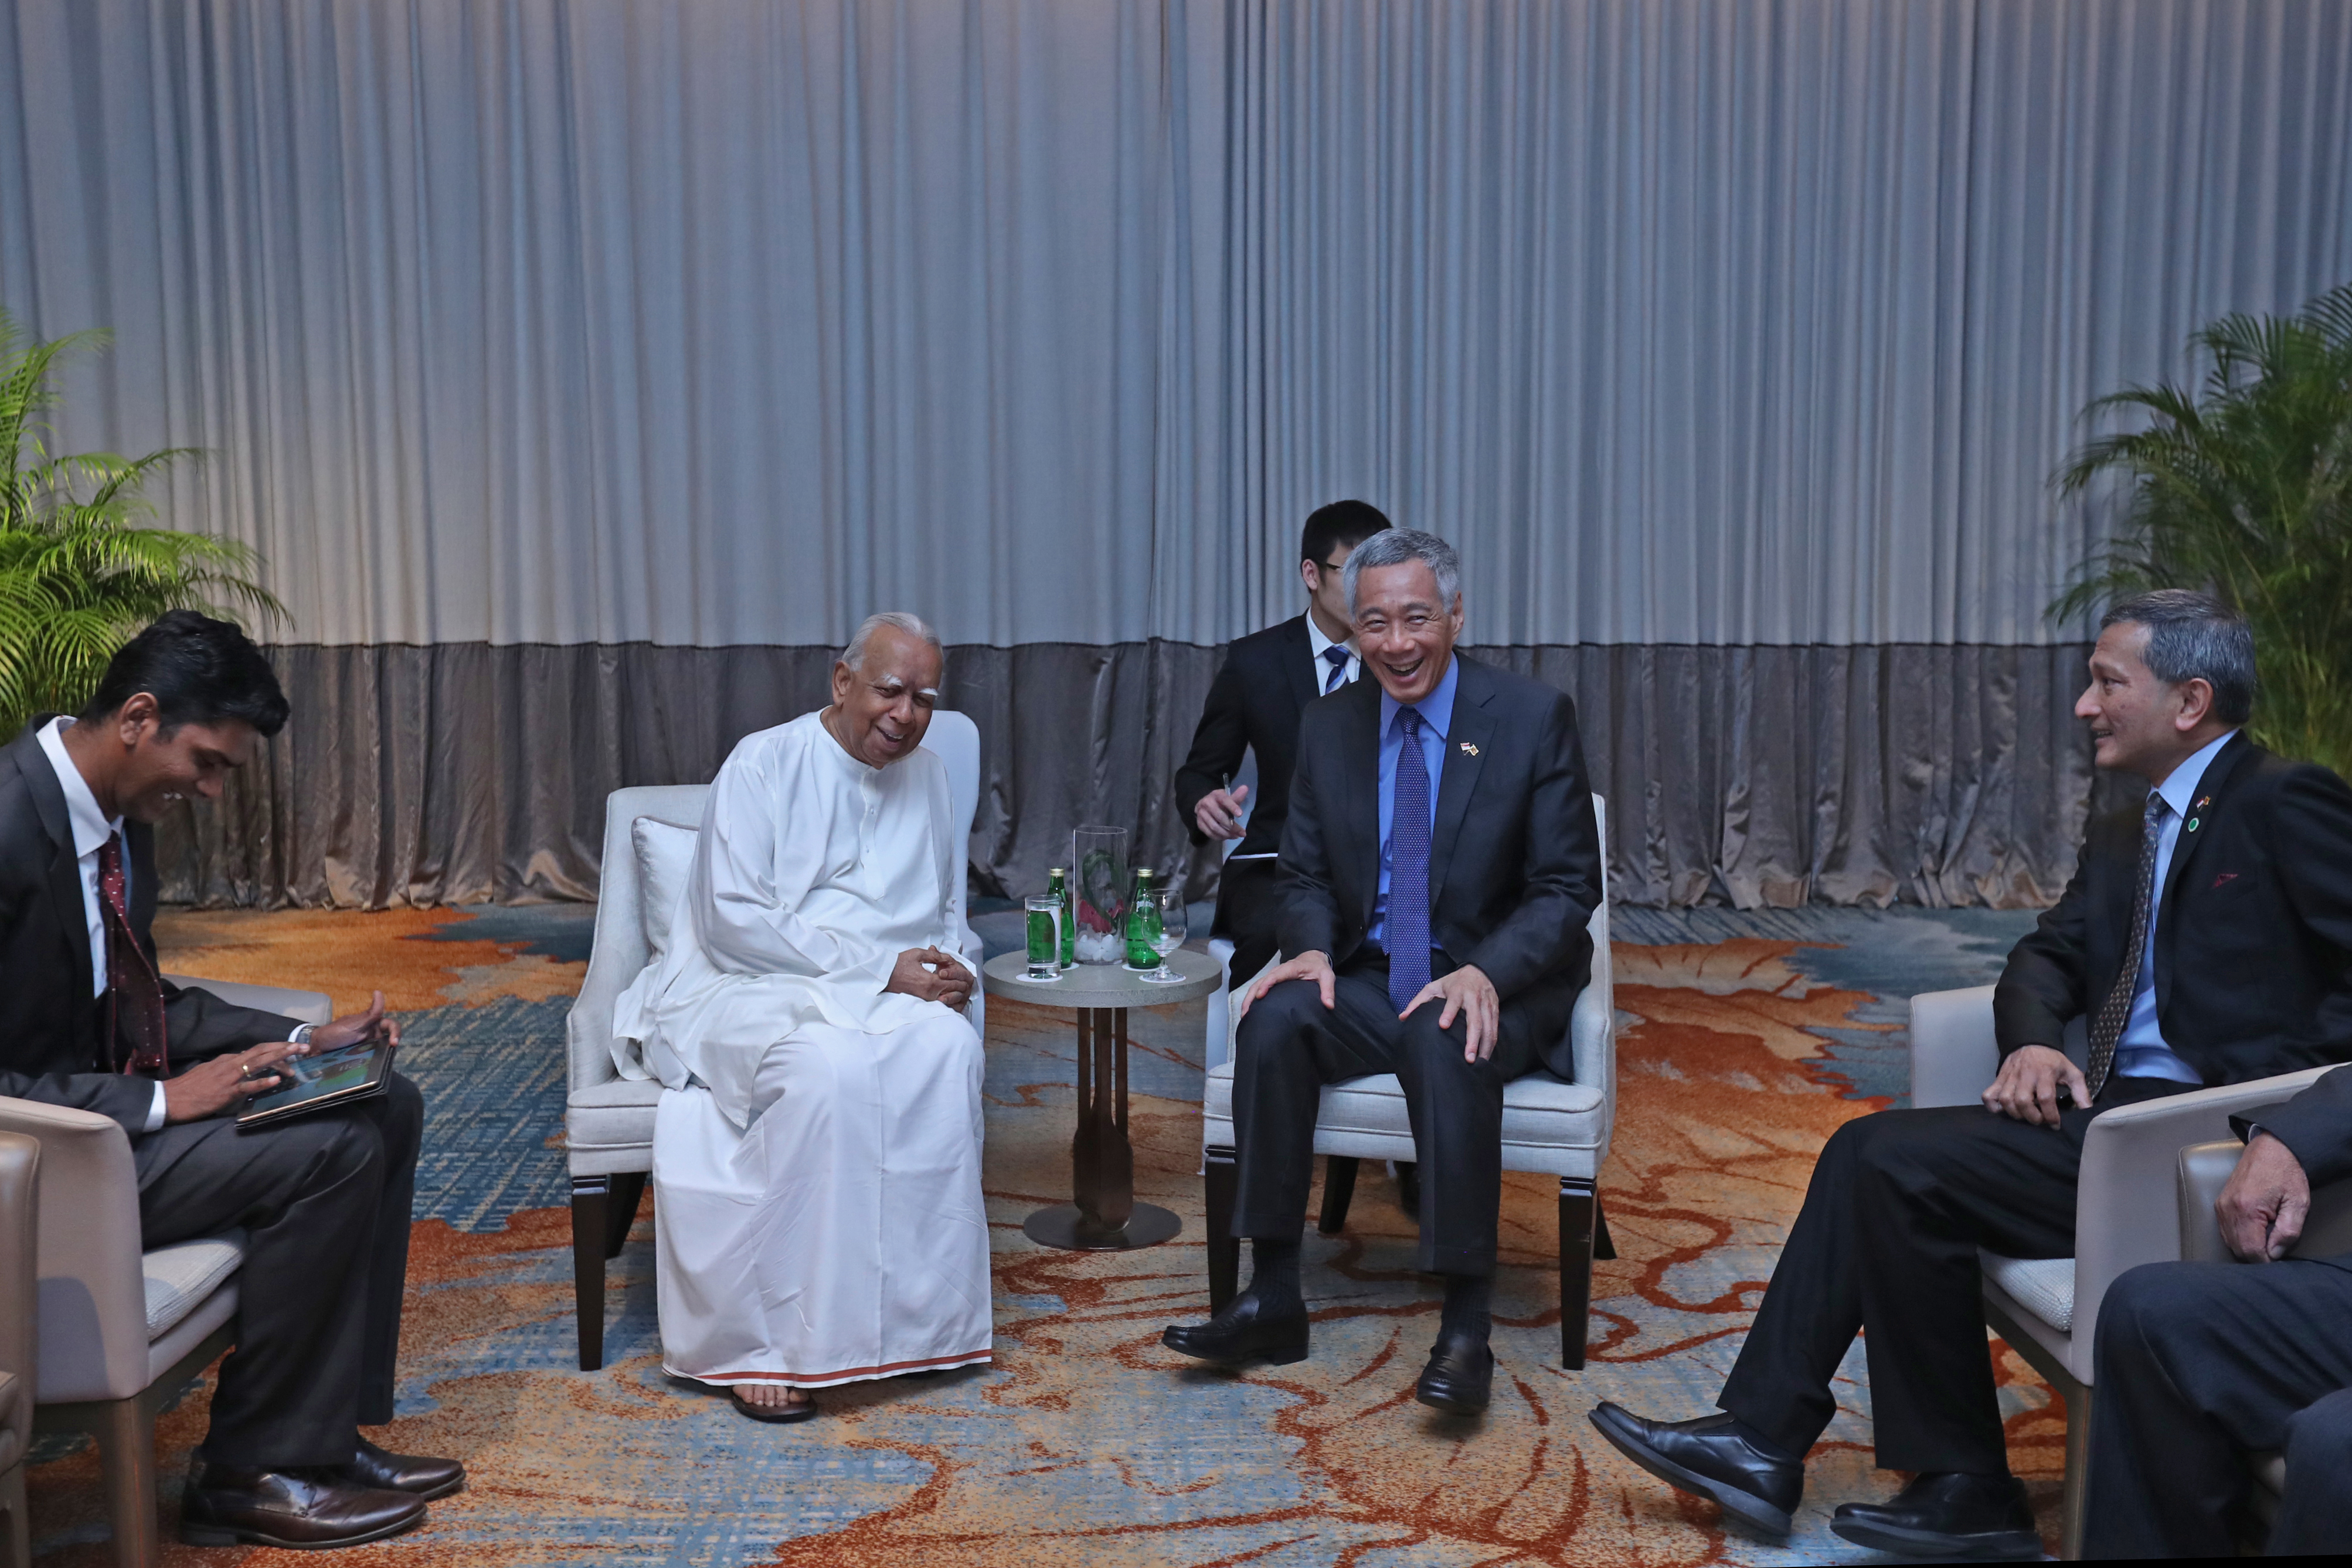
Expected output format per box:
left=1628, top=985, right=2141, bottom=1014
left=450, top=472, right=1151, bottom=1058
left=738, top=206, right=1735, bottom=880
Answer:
left=1321, top=644, right=1351, bottom=693
left=1388, top=707, right=1432, bottom=1012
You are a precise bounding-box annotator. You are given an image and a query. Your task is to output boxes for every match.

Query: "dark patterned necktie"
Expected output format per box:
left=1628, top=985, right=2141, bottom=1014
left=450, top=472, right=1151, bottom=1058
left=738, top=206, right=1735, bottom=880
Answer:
left=1388, top=707, right=1433, bottom=1012
left=97, top=834, right=169, bottom=1077
left=1322, top=644, right=1351, bottom=693
left=2085, top=793, right=2166, bottom=1103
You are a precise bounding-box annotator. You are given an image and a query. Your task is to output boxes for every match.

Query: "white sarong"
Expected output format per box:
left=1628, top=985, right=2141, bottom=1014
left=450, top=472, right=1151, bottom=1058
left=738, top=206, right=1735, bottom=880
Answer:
left=651, top=1012, right=993, bottom=1387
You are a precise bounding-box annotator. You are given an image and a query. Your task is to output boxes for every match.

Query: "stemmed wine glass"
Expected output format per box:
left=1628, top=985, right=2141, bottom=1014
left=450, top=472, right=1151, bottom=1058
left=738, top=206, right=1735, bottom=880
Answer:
left=1140, top=886, right=1188, bottom=983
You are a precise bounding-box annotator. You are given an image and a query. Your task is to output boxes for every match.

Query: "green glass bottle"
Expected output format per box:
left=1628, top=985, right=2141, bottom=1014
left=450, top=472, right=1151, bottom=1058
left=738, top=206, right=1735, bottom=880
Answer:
left=1126, top=868, right=1161, bottom=968
left=1048, top=866, right=1074, bottom=968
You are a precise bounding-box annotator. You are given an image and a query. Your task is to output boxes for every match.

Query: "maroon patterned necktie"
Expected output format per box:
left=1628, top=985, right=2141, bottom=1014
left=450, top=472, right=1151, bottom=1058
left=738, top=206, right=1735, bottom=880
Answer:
left=96, top=834, right=169, bottom=1077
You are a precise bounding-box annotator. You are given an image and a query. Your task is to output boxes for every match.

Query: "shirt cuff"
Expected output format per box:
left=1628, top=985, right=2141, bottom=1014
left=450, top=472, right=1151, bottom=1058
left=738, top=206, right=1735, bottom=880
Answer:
left=144, top=1081, right=168, bottom=1134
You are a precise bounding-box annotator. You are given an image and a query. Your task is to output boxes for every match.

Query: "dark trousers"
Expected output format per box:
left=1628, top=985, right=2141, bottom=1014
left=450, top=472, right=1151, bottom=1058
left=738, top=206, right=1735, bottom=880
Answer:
left=1231, top=957, right=1539, bottom=1275
left=2086, top=1257, right=2352, bottom=1557
left=1213, top=858, right=1282, bottom=992
left=134, top=1072, right=423, bottom=1469
left=1717, top=1078, right=2193, bottom=1475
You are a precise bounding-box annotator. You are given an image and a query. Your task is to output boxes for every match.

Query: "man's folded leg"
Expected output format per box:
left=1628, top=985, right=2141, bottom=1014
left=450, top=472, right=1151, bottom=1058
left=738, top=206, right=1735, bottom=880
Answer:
left=135, top=1091, right=444, bottom=1547
left=1593, top=1104, right=2082, bottom=1552
left=1164, top=972, right=1396, bottom=1366
left=2085, top=1259, right=2352, bottom=1558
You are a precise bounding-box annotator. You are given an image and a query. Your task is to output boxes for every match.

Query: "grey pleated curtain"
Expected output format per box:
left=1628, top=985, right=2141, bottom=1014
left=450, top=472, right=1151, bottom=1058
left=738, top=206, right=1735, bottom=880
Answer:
left=3, top=0, right=2349, bottom=907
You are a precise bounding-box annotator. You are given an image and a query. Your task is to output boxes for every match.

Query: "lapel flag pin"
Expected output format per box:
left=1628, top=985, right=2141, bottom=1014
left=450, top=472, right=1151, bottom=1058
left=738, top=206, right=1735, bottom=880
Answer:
left=1460, top=742, right=1479, bottom=757
left=2195, top=795, right=2212, bottom=809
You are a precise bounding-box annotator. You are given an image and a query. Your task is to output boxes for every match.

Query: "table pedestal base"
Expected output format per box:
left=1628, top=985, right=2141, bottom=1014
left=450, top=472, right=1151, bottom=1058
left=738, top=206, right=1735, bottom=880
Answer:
left=1021, top=1202, right=1184, bottom=1252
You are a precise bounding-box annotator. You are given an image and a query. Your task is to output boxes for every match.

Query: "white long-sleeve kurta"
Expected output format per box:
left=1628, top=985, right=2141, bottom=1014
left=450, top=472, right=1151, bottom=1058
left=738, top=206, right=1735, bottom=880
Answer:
left=613, top=712, right=991, bottom=1388
left=614, top=711, right=976, bottom=1125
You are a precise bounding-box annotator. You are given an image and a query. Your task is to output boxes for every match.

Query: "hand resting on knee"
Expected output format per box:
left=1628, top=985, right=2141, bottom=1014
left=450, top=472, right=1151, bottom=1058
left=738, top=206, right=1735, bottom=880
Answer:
left=1981, top=1044, right=2088, bottom=1126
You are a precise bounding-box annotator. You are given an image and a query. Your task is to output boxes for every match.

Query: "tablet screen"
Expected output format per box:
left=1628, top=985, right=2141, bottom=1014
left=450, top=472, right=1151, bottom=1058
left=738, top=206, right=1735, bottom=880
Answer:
left=236, top=1038, right=392, bottom=1124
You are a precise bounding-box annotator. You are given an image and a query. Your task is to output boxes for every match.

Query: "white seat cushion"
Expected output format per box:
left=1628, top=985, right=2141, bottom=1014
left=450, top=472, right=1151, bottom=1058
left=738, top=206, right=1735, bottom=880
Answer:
left=567, top=1077, right=662, bottom=1152
left=631, top=817, right=699, bottom=961
left=1202, top=1060, right=1606, bottom=1178
left=144, top=1232, right=246, bottom=1341
left=1980, top=1251, right=2074, bottom=1334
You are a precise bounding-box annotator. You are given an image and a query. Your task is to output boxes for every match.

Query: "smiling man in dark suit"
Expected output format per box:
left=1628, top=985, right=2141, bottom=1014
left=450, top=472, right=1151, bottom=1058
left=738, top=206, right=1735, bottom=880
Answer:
left=0, top=612, right=460, bottom=1549
left=1174, top=499, right=1391, bottom=990
left=1592, top=590, right=2352, bottom=1560
left=1161, top=529, right=1605, bottom=1417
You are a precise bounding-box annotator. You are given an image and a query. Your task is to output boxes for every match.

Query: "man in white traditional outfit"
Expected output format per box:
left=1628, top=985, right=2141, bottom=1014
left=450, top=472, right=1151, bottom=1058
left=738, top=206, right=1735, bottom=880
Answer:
left=614, top=612, right=991, bottom=1422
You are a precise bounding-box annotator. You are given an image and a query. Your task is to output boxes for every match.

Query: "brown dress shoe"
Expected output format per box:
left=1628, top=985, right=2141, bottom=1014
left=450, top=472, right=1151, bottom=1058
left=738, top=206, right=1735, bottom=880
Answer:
left=181, top=1464, right=427, bottom=1549
left=347, top=1436, right=467, bottom=1499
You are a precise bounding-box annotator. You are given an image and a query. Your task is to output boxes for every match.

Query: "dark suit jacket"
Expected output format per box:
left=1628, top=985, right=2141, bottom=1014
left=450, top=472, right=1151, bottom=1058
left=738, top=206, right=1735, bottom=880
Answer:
left=1276, top=654, right=1605, bottom=1079
left=1174, top=614, right=1323, bottom=860
left=1995, top=733, right=2352, bottom=1087
left=0, top=724, right=298, bottom=1134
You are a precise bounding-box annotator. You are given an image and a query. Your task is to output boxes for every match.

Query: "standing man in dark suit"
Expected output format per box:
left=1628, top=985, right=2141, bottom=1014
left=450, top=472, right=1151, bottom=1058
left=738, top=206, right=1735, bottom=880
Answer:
left=1592, top=591, right=2352, bottom=1560
left=0, top=611, right=462, bottom=1549
left=1175, top=499, right=1391, bottom=990
left=1161, top=530, right=1606, bottom=1417
left=2082, top=1064, right=2352, bottom=1556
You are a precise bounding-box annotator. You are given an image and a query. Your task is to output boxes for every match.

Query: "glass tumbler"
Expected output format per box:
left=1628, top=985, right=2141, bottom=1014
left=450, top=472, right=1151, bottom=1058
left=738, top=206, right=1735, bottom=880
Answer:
left=1024, top=894, right=1063, bottom=981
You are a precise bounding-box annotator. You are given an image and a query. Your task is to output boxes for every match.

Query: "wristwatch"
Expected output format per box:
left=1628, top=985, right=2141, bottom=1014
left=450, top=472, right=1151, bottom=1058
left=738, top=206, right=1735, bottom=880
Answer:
left=290, top=1024, right=316, bottom=1046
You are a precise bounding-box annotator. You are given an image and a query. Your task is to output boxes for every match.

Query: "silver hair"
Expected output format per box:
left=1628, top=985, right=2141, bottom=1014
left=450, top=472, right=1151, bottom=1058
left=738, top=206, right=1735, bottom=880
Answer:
left=1342, top=528, right=1461, bottom=617
left=2101, top=589, right=2255, bottom=725
left=839, top=611, right=945, bottom=681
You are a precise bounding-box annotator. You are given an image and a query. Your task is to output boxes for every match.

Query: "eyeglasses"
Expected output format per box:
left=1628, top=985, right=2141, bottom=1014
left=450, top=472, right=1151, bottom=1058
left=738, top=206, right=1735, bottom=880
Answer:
left=1313, top=558, right=1347, bottom=574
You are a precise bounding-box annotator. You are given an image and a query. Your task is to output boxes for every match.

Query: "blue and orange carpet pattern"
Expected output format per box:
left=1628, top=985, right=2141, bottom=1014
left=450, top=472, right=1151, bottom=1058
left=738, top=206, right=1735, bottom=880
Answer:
left=24, top=903, right=2066, bottom=1564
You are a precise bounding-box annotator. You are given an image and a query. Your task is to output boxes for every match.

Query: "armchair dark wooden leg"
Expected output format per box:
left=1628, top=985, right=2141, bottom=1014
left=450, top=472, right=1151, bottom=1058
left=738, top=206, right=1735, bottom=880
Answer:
left=1205, top=1144, right=1240, bottom=1312
left=1317, top=1155, right=1359, bottom=1234
left=1559, top=1176, right=1600, bottom=1370
left=1595, top=1199, right=1616, bottom=1261
left=573, top=1176, right=612, bottom=1372
left=604, top=1170, right=647, bottom=1259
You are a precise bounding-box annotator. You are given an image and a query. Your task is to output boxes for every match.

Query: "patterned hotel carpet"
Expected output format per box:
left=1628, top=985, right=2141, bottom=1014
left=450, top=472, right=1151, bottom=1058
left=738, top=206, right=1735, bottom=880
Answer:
left=22, top=902, right=2066, bottom=1566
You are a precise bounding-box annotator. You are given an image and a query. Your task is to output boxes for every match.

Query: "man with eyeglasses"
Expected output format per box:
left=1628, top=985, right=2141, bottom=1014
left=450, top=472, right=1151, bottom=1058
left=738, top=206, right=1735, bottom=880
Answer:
left=1175, top=500, right=1392, bottom=992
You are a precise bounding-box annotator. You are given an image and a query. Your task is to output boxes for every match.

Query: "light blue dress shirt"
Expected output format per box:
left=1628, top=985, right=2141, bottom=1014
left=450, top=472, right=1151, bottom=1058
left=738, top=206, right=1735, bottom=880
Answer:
left=2114, top=728, right=2241, bottom=1084
left=1366, top=655, right=1459, bottom=948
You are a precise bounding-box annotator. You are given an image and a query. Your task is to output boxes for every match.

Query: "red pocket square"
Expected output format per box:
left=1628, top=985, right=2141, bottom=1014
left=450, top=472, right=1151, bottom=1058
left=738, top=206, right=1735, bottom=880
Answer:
left=2211, top=872, right=2240, bottom=889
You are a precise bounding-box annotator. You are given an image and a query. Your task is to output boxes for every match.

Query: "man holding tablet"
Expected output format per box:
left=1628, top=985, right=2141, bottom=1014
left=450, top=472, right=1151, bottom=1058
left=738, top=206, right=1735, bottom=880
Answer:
left=0, top=612, right=459, bottom=1549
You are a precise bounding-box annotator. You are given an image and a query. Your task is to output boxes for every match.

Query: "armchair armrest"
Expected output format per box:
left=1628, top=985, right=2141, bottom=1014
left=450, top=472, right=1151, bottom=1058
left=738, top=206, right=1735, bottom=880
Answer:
left=2067, top=1067, right=2339, bottom=1377
left=2178, top=1137, right=2352, bottom=1264
left=0, top=1097, right=152, bottom=1403
left=159, top=974, right=332, bottom=1029
left=1909, top=987, right=2000, bottom=1108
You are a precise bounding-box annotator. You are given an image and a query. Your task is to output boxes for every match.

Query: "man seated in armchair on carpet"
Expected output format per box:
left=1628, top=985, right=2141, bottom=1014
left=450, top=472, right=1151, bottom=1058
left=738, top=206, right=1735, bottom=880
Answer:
left=0, top=611, right=460, bottom=1549
left=613, top=611, right=993, bottom=1423
left=1590, top=590, right=2352, bottom=1560
left=2083, top=1064, right=2352, bottom=1557
left=1160, top=529, right=1605, bottom=1417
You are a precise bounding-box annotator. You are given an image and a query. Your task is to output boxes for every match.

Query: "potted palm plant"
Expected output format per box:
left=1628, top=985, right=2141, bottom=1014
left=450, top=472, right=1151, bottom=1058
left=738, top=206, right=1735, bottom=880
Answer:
left=0, top=308, right=281, bottom=735
left=2055, top=283, right=2352, bottom=777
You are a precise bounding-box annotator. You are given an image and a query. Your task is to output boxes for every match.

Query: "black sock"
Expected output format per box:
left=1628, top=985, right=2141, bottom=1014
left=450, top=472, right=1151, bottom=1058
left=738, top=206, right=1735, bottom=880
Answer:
left=1439, top=1273, right=1493, bottom=1341
left=1727, top=1416, right=1797, bottom=1463
left=1246, top=1236, right=1302, bottom=1310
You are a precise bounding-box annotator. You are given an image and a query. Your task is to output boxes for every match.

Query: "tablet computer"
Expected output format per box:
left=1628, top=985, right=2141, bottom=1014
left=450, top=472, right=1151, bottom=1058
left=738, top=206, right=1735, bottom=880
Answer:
left=234, top=1036, right=397, bottom=1129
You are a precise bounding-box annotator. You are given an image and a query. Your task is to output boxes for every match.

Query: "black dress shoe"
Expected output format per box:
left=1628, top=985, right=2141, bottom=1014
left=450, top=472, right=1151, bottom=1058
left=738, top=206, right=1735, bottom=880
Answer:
left=1588, top=1403, right=1802, bottom=1539
left=346, top=1436, right=466, bottom=1499
left=1413, top=1329, right=1494, bottom=1415
left=1162, top=1288, right=1310, bottom=1365
left=1830, top=1471, right=2041, bottom=1560
left=181, top=1464, right=427, bottom=1549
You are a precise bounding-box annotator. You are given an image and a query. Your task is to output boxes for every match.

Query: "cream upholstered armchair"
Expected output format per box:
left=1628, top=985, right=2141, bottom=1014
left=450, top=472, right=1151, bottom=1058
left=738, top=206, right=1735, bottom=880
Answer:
left=1200, top=795, right=1617, bottom=1369
left=563, top=712, right=988, bottom=1370
left=0, top=978, right=331, bottom=1568
left=1907, top=985, right=2336, bottom=1560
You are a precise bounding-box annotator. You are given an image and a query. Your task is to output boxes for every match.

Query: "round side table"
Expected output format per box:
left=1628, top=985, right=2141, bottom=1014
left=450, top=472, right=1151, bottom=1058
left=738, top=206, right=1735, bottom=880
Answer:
left=982, top=947, right=1221, bottom=1250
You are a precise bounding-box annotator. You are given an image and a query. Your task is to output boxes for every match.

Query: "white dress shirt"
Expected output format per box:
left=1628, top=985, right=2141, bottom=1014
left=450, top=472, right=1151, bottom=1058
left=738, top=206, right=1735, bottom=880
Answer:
left=1304, top=613, right=1361, bottom=693
left=2114, top=728, right=2242, bottom=1084
left=36, top=717, right=168, bottom=1131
